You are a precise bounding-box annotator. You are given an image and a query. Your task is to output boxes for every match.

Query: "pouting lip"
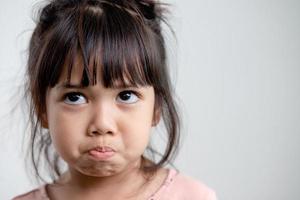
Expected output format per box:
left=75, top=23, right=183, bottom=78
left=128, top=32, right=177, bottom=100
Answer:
left=88, top=146, right=116, bottom=153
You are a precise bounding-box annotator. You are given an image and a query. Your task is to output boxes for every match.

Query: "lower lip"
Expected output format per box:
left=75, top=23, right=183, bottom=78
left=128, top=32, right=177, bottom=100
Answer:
left=88, top=149, right=115, bottom=160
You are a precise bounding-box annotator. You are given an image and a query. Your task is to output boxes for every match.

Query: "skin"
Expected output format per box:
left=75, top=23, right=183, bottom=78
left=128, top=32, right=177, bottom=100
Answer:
left=43, top=62, right=166, bottom=200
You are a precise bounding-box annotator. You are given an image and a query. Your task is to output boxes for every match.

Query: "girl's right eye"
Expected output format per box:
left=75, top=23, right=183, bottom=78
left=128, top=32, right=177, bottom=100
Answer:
left=63, top=92, right=87, bottom=105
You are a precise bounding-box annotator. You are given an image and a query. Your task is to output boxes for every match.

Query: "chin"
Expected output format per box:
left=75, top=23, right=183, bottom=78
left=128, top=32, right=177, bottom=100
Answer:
left=78, top=166, right=118, bottom=177
left=74, top=157, right=123, bottom=177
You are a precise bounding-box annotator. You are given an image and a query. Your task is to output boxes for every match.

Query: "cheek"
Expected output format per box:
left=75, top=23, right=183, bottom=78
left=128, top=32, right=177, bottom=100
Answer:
left=47, top=107, right=87, bottom=159
left=121, top=125, right=151, bottom=159
left=119, top=105, right=154, bottom=153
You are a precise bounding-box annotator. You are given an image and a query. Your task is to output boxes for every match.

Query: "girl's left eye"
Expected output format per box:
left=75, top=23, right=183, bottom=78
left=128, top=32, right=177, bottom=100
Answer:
left=63, top=92, right=87, bottom=105
left=116, top=91, right=139, bottom=104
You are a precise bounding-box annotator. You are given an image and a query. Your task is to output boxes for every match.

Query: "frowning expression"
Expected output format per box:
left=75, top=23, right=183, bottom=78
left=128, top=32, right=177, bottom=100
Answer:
left=44, top=63, right=158, bottom=177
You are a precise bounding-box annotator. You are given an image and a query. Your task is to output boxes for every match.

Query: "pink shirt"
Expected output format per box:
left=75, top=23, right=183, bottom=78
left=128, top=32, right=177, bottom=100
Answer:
left=13, top=169, right=217, bottom=200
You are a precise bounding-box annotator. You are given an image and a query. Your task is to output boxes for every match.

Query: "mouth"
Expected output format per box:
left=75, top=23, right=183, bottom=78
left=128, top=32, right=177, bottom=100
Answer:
left=88, top=146, right=116, bottom=161
left=91, top=146, right=115, bottom=152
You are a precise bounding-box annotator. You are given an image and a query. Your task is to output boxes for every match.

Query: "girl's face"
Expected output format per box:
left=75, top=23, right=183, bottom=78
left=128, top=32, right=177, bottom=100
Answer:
left=44, top=63, right=158, bottom=178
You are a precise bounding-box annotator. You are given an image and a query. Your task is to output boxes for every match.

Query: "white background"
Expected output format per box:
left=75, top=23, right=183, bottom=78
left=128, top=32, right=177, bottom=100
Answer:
left=1, top=0, right=300, bottom=199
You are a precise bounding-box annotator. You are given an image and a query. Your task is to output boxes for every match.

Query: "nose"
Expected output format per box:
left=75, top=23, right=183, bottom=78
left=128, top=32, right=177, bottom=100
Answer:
left=87, top=101, right=117, bottom=137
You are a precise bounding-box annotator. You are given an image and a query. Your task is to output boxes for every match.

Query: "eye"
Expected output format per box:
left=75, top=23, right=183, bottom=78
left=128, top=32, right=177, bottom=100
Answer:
left=63, top=92, right=87, bottom=105
left=116, top=90, right=139, bottom=104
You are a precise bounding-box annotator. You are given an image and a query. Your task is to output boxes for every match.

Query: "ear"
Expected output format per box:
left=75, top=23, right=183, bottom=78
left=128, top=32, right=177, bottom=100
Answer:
left=41, top=113, right=49, bottom=129
left=152, top=106, right=161, bottom=126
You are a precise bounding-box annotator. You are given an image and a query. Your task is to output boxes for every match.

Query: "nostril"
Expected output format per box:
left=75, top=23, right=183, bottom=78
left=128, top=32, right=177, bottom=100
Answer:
left=92, top=130, right=104, bottom=135
left=107, top=131, right=113, bottom=135
left=89, top=129, right=114, bottom=136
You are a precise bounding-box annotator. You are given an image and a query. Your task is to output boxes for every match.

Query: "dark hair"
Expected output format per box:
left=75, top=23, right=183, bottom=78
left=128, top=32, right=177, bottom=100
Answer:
left=26, top=0, right=180, bottom=182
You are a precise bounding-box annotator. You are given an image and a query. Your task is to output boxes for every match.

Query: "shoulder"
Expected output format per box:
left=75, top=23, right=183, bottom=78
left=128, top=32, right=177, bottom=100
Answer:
left=12, top=185, right=49, bottom=200
left=164, top=169, right=217, bottom=200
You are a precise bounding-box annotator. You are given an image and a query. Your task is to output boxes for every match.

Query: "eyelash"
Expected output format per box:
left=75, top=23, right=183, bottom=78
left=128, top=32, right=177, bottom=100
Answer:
left=62, top=92, right=87, bottom=105
left=62, top=90, right=141, bottom=105
left=117, top=90, right=141, bottom=104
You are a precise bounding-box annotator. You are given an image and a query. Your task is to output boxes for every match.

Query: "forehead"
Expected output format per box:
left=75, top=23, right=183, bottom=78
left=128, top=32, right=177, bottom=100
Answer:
left=59, top=55, right=84, bottom=84
left=58, top=53, right=139, bottom=89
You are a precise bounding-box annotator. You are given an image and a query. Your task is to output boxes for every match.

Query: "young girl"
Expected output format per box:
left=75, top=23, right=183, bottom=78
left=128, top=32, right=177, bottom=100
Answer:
left=13, top=0, right=216, bottom=199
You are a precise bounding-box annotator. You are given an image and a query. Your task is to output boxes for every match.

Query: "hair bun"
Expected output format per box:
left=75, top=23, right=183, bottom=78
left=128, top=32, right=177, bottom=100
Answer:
left=135, top=0, right=157, bottom=20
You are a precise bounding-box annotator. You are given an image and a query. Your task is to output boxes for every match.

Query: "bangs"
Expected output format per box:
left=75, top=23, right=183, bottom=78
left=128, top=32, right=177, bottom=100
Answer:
left=46, top=2, right=162, bottom=88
